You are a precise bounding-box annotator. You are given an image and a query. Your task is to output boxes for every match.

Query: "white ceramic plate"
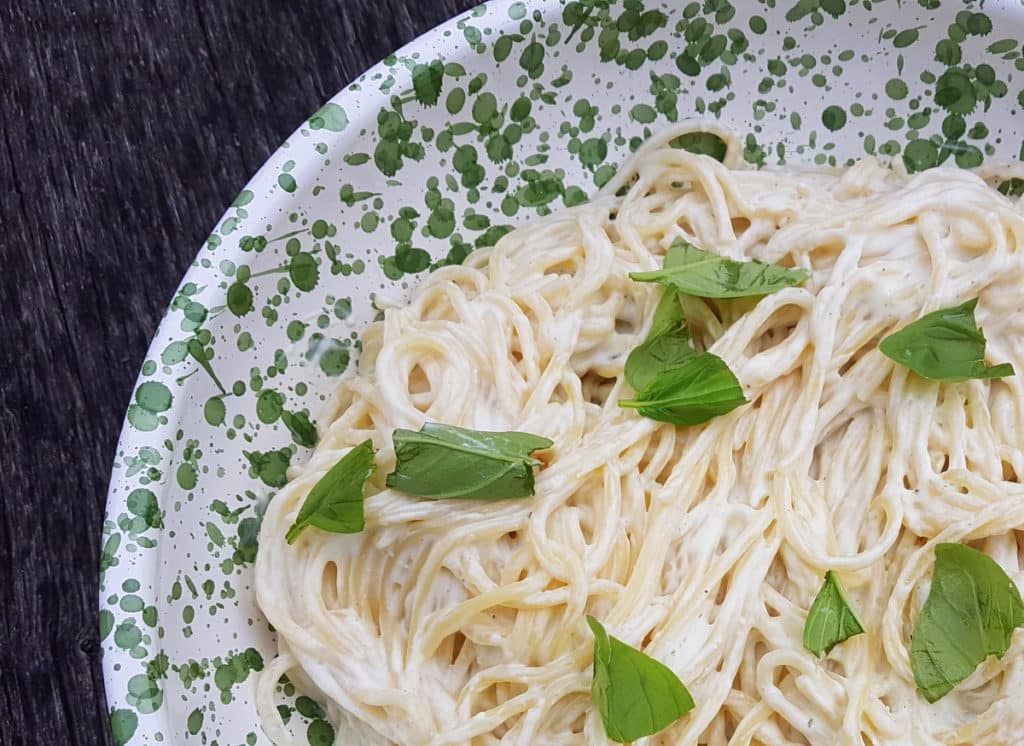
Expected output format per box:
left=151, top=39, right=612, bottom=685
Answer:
left=100, top=1, right=1024, bottom=743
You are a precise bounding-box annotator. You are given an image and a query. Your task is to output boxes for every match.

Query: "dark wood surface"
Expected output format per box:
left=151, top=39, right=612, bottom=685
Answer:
left=0, top=2, right=477, bottom=743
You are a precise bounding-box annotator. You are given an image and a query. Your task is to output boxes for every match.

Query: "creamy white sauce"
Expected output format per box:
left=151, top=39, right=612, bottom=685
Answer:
left=254, top=122, right=1024, bottom=746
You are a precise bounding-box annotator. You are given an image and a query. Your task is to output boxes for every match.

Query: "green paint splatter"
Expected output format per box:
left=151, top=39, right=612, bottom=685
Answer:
left=333, top=297, right=352, bottom=320
left=821, top=105, right=847, bottom=131
left=579, top=137, right=608, bottom=169
left=244, top=449, right=292, bottom=488
left=676, top=53, right=700, bottom=77
left=903, top=138, right=939, bottom=172
left=997, top=178, right=1024, bottom=197
left=99, top=610, right=114, bottom=641
left=175, top=460, right=195, bottom=489
left=309, top=102, right=348, bottom=132
left=672, top=132, right=728, bottom=162
left=961, top=11, right=992, bottom=36
left=516, top=169, right=565, bottom=207
left=114, top=620, right=142, bottom=650
left=126, top=489, right=162, bottom=529
left=227, top=282, right=254, bottom=316
left=519, top=41, right=545, bottom=78
left=307, top=720, right=336, bottom=746
left=893, top=29, right=919, bottom=49
left=288, top=253, right=319, bottom=291
left=233, top=517, right=260, bottom=566
left=785, top=0, right=818, bottom=22
left=206, top=522, right=225, bottom=547
left=126, top=673, right=162, bottom=714
left=186, top=338, right=227, bottom=395
left=935, top=69, right=976, bottom=115
left=256, top=389, right=285, bottom=424
left=885, top=79, right=908, bottom=100
left=446, top=87, right=466, bottom=115
left=204, top=397, right=226, bottom=426
left=99, top=533, right=121, bottom=572
left=146, top=652, right=169, bottom=681
left=412, top=61, right=445, bottom=106
left=127, top=382, right=173, bottom=431
left=494, top=35, right=515, bottom=63
left=935, top=39, right=961, bottom=66
left=187, top=708, right=204, bottom=735
left=296, top=696, right=326, bottom=719
left=472, top=92, right=498, bottom=125
left=109, top=709, right=138, bottom=746
left=395, top=245, right=432, bottom=273
left=120, top=595, right=144, bottom=613
left=278, top=173, right=297, bottom=193
left=306, top=336, right=351, bottom=377
left=282, top=411, right=318, bottom=448
left=630, top=104, right=657, bottom=124
left=953, top=143, right=983, bottom=168
left=161, top=340, right=189, bottom=365
left=213, top=648, right=264, bottom=704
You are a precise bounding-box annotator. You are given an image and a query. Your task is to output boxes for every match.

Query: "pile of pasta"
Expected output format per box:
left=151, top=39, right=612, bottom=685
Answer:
left=255, top=124, right=1024, bottom=745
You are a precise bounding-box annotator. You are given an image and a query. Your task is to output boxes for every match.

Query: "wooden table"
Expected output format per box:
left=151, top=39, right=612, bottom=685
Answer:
left=0, top=2, right=475, bottom=742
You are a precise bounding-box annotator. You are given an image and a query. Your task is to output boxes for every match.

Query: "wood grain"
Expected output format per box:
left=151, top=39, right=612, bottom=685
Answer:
left=0, top=1, right=476, bottom=743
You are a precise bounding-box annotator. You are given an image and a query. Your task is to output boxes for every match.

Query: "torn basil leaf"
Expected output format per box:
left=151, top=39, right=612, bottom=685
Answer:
left=624, top=289, right=697, bottom=392
left=587, top=615, right=694, bottom=743
left=803, top=571, right=866, bottom=658
left=286, top=439, right=376, bottom=543
left=386, top=423, right=552, bottom=500
left=911, top=543, right=1024, bottom=703
left=630, top=238, right=810, bottom=299
left=879, top=298, right=1014, bottom=381
left=619, top=352, right=747, bottom=426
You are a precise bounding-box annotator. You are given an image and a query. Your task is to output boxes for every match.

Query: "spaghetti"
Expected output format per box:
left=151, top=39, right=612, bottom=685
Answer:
left=255, top=124, right=1024, bottom=745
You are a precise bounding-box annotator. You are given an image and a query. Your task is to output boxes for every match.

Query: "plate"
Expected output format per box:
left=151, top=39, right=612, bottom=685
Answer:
left=99, top=1, right=1024, bottom=743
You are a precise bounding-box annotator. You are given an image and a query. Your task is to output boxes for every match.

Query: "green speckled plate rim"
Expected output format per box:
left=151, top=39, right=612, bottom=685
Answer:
left=98, top=0, right=1024, bottom=743
left=97, top=5, right=501, bottom=742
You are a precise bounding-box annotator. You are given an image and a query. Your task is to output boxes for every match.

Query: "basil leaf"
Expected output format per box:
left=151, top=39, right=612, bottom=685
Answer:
left=286, top=439, right=376, bottom=543
left=803, top=571, right=866, bottom=658
left=587, top=615, right=694, bottom=743
left=624, top=289, right=697, bottom=392
left=629, top=238, right=810, bottom=298
left=386, top=423, right=552, bottom=500
left=879, top=298, right=1014, bottom=381
left=911, top=543, right=1024, bottom=703
left=619, top=352, right=747, bottom=425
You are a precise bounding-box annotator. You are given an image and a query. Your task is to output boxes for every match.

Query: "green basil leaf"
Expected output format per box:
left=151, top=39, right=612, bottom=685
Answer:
left=629, top=238, right=810, bottom=298
left=619, top=352, right=747, bottom=425
left=286, top=440, right=376, bottom=543
left=879, top=298, right=1014, bottom=381
left=624, top=289, right=697, bottom=392
left=911, top=543, right=1024, bottom=703
left=385, top=423, right=552, bottom=500
left=803, top=571, right=866, bottom=658
left=587, top=615, right=694, bottom=743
